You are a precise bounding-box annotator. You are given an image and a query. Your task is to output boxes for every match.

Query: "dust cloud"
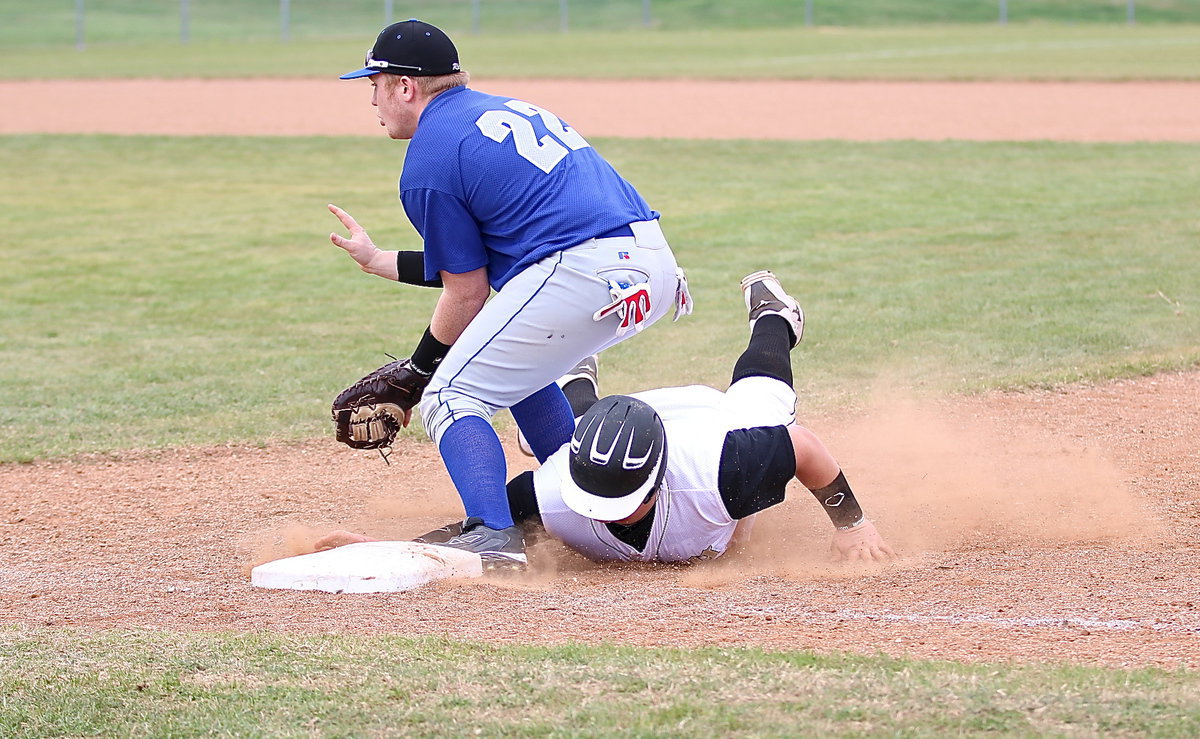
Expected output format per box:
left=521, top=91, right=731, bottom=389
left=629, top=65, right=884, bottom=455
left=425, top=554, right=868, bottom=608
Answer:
left=687, top=388, right=1155, bottom=587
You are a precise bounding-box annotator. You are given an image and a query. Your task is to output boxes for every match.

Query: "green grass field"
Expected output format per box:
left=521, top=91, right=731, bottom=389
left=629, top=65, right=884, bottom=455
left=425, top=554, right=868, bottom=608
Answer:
left=4, top=628, right=1199, bottom=736
left=1, top=134, right=1198, bottom=462
left=3, top=0, right=1198, bottom=49
left=3, top=25, right=1199, bottom=80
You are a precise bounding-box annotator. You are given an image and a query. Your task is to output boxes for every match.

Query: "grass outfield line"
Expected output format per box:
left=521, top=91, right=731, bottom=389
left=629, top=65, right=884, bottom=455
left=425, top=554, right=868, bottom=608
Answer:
left=1, top=135, right=1198, bottom=462
left=1, top=26, right=1198, bottom=80
left=2, top=628, right=1198, bottom=735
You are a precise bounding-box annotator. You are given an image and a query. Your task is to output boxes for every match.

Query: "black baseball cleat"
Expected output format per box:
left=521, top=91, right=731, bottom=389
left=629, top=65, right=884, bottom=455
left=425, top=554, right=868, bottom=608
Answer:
left=740, top=270, right=804, bottom=348
left=411, top=520, right=464, bottom=545
left=433, top=517, right=528, bottom=573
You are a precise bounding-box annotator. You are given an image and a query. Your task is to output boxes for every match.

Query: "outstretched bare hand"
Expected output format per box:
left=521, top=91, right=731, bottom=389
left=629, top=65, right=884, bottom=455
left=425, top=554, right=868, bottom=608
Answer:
left=328, top=203, right=379, bottom=270
left=313, top=529, right=379, bottom=552
left=830, top=519, right=896, bottom=563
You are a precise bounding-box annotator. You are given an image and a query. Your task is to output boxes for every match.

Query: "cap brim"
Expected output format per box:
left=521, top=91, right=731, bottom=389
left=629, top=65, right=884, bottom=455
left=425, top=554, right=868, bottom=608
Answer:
left=338, top=67, right=380, bottom=80
left=559, top=458, right=661, bottom=522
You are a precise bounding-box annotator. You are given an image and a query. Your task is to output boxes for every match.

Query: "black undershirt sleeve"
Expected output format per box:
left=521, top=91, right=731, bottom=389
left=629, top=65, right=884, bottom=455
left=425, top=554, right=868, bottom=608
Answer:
left=716, top=426, right=796, bottom=519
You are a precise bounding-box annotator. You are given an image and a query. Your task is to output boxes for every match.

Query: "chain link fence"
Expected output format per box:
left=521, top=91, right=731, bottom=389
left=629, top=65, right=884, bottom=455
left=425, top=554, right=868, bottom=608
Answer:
left=2, top=1, right=1197, bottom=49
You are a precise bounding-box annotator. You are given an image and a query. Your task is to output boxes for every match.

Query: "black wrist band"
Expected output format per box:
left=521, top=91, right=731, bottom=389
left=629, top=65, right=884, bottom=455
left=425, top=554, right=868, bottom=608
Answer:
left=410, top=326, right=451, bottom=375
left=397, top=251, right=445, bottom=288
left=811, top=471, right=865, bottom=530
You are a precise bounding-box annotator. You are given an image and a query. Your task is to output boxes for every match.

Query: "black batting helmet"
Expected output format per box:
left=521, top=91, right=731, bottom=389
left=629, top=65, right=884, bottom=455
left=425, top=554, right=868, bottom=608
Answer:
left=560, top=395, right=667, bottom=522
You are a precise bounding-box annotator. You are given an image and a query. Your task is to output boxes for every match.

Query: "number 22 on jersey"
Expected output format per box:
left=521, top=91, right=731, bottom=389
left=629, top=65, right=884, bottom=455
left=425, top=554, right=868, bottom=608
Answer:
left=475, top=100, right=592, bottom=174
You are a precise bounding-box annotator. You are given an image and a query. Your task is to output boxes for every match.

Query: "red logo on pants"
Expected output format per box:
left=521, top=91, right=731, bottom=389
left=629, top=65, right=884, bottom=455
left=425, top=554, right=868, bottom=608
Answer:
left=593, top=281, right=652, bottom=337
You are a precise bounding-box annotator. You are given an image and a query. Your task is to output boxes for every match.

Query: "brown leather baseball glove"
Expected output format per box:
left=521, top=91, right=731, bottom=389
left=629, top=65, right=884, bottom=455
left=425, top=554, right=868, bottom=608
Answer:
left=331, top=358, right=432, bottom=449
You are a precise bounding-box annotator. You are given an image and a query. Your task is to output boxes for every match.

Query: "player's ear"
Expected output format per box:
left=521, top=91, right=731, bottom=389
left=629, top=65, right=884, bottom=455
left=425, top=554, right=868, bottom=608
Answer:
left=398, top=75, right=416, bottom=100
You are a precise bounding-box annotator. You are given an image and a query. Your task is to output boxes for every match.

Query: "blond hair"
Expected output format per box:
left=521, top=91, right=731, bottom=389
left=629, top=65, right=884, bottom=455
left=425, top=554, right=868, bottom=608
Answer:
left=414, top=70, right=471, bottom=98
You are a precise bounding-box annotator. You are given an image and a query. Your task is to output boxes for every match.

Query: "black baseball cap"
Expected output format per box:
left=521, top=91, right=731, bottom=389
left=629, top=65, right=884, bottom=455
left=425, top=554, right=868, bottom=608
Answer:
left=339, top=19, right=460, bottom=79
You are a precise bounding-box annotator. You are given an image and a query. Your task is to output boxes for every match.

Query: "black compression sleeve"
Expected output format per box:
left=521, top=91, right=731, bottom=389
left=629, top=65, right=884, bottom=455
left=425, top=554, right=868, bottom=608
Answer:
left=396, top=251, right=444, bottom=288
left=731, top=314, right=794, bottom=386
left=810, top=471, right=865, bottom=529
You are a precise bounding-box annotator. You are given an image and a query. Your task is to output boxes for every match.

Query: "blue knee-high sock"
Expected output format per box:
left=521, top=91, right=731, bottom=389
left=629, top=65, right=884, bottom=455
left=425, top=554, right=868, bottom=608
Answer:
left=438, top=416, right=512, bottom=530
left=511, top=383, right=575, bottom=463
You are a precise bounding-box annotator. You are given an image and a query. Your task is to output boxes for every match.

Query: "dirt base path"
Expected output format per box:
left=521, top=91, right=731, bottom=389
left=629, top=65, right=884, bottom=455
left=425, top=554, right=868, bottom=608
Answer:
left=2, top=371, right=1198, bottom=667
left=3, top=78, right=1200, bottom=140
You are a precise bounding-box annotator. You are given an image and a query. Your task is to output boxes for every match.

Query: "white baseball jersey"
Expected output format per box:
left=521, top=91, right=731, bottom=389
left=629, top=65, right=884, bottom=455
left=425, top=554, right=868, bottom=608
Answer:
left=531, top=377, right=797, bottom=563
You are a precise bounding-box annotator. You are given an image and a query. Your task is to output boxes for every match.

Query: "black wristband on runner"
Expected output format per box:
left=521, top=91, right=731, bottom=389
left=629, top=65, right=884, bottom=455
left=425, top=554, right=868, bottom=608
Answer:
left=396, top=251, right=445, bottom=288
left=810, top=471, right=865, bottom=530
left=410, top=326, right=452, bottom=375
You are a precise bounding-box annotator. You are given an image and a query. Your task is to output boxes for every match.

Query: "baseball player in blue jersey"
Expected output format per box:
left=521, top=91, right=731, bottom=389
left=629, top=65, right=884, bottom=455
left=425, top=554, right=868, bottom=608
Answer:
left=317, top=272, right=895, bottom=565
left=326, top=20, right=689, bottom=571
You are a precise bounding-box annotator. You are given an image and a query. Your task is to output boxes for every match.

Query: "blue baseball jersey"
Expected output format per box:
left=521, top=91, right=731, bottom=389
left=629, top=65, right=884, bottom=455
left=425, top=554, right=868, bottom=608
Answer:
left=399, top=86, right=658, bottom=290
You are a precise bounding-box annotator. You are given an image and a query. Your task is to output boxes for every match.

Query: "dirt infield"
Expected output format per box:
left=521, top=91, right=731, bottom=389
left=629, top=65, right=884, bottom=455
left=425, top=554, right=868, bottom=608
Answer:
left=2, top=79, right=1198, bottom=667
left=3, top=372, right=1198, bottom=667
left=3, top=78, right=1200, bottom=140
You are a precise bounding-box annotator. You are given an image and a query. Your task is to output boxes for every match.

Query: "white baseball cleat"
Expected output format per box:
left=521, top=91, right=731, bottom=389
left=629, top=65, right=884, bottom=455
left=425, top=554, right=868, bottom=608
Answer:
left=517, top=355, right=600, bottom=457
left=741, top=270, right=804, bottom=348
